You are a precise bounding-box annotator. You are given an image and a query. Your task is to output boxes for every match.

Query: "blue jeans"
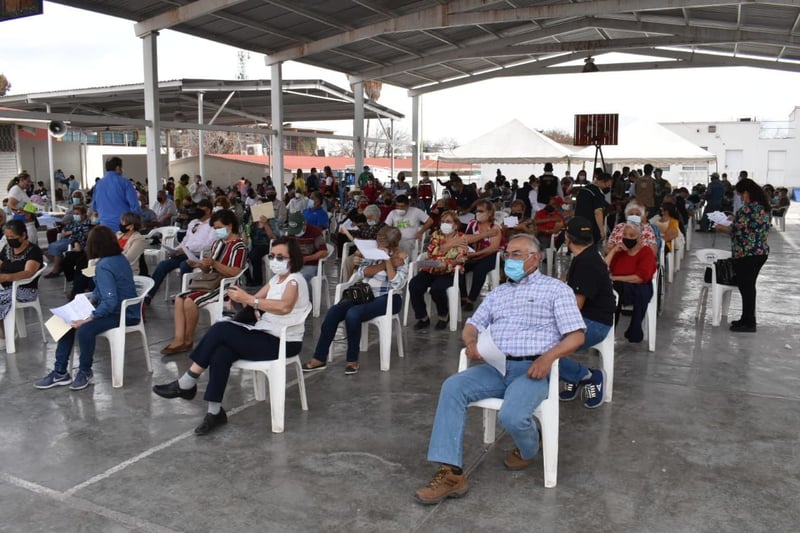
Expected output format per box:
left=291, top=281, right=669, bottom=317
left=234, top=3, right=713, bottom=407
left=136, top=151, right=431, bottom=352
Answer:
left=148, top=254, right=192, bottom=298
left=53, top=314, right=140, bottom=373
left=312, top=293, right=402, bottom=363
left=559, top=318, right=612, bottom=384
left=47, top=238, right=70, bottom=257
left=427, top=360, right=549, bottom=467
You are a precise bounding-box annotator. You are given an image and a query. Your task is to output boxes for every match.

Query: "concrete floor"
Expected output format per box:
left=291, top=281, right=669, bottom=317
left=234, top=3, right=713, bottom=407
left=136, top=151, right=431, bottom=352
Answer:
left=2, top=211, right=799, bottom=533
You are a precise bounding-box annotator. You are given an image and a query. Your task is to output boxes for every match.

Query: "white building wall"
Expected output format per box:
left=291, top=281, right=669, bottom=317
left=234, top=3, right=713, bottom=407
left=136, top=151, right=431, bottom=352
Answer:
left=84, top=145, right=167, bottom=188
left=168, top=156, right=277, bottom=191
left=18, top=136, right=81, bottom=186
left=662, top=108, right=800, bottom=188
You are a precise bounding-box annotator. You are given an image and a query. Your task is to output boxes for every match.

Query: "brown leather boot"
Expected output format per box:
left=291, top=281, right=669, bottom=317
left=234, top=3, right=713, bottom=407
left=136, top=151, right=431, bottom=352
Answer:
left=415, top=465, right=469, bottom=505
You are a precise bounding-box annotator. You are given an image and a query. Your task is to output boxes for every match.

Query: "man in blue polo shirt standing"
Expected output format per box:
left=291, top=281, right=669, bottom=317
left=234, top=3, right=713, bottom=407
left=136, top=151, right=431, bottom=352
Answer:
left=92, top=157, right=140, bottom=229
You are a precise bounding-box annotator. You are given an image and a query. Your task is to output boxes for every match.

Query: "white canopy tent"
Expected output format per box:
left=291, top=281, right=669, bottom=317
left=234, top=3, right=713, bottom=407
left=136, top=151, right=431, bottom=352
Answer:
left=440, top=119, right=573, bottom=164
left=573, top=120, right=716, bottom=166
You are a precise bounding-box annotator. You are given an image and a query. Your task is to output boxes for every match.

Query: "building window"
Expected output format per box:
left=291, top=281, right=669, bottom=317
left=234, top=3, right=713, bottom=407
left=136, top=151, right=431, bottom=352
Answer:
left=707, top=125, right=716, bottom=133
left=0, top=125, right=15, bottom=152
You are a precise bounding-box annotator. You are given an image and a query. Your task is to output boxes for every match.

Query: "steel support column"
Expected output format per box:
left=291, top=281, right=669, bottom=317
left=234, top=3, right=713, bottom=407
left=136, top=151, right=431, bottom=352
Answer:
left=142, top=32, right=161, bottom=206
left=46, top=103, right=56, bottom=208
left=411, top=95, right=422, bottom=186
left=270, top=63, right=284, bottom=188
left=353, top=82, right=365, bottom=176
left=197, top=92, right=205, bottom=179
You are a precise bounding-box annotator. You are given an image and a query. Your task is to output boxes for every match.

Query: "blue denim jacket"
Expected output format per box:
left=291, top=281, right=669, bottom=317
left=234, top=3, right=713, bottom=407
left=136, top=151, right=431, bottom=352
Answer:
left=91, top=254, right=139, bottom=321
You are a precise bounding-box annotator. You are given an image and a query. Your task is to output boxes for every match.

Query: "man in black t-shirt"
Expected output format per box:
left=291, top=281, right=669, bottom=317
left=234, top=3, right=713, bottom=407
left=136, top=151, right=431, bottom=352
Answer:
left=574, top=172, right=612, bottom=246
left=537, top=162, right=562, bottom=206
left=558, top=217, right=615, bottom=409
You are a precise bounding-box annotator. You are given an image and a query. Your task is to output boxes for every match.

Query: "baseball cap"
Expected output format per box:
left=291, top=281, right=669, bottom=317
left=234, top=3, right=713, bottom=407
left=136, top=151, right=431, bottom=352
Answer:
left=286, top=212, right=306, bottom=235
left=566, top=216, right=593, bottom=241
left=22, top=202, right=38, bottom=214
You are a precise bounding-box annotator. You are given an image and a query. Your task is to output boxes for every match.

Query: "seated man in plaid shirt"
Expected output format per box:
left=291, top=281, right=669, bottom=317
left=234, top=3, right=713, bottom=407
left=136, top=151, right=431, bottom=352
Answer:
left=415, top=233, right=585, bottom=504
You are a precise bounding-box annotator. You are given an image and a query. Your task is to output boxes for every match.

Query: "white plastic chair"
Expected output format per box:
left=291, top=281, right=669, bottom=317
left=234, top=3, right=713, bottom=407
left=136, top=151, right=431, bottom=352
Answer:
left=69, top=276, right=153, bottom=388
left=772, top=208, right=787, bottom=231
left=545, top=233, right=563, bottom=277
left=642, top=269, right=659, bottom=352
left=464, top=251, right=501, bottom=297
left=458, top=349, right=560, bottom=488
left=231, top=305, right=311, bottom=433
left=328, top=275, right=405, bottom=371
left=339, top=241, right=356, bottom=283
left=590, top=292, right=618, bottom=403
left=694, top=248, right=736, bottom=327
left=685, top=217, right=693, bottom=252
left=143, top=226, right=180, bottom=301
left=180, top=265, right=248, bottom=325
left=402, top=254, right=462, bottom=332
left=311, top=243, right=335, bottom=317
left=4, top=265, right=47, bottom=354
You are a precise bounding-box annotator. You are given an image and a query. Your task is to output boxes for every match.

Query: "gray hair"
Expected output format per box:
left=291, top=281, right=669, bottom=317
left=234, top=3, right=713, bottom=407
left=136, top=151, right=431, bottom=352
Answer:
left=363, top=204, right=380, bottom=219
left=624, top=201, right=645, bottom=217
left=508, top=233, right=541, bottom=253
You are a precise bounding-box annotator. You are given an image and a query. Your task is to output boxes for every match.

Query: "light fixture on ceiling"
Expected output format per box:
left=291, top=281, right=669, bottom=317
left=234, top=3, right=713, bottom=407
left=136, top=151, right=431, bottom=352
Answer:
left=582, top=56, right=599, bottom=73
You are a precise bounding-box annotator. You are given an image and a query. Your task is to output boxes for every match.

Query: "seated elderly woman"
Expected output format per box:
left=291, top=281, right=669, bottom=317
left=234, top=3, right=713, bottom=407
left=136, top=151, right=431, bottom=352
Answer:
left=459, top=199, right=503, bottom=311
left=502, top=199, right=536, bottom=241
left=339, top=204, right=386, bottom=282
left=653, top=202, right=680, bottom=253
left=160, top=209, right=247, bottom=354
left=0, top=219, right=44, bottom=348
left=605, top=221, right=657, bottom=343
left=302, top=226, right=408, bottom=375
left=152, top=237, right=310, bottom=435
left=409, top=210, right=468, bottom=330
left=605, top=201, right=659, bottom=256
left=45, top=204, right=91, bottom=278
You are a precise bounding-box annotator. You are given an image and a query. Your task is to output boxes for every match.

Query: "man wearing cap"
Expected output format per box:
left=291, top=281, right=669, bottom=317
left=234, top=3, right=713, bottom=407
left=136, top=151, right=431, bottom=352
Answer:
left=385, top=194, right=433, bottom=258
left=537, top=162, right=563, bottom=206
left=573, top=171, right=612, bottom=247
left=286, top=211, right=327, bottom=287
left=415, top=233, right=585, bottom=505
left=558, top=217, right=615, bottom=409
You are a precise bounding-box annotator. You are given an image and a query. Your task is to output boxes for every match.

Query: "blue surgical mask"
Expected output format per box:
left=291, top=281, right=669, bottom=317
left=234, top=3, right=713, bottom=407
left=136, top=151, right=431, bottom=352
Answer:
left=74, top=215, right=82, bottom=222
left=504, top=259, right=527, bottom=282
left=214, top=227, right=229, bottom=239
left=91, top=217, right=99, bottom=225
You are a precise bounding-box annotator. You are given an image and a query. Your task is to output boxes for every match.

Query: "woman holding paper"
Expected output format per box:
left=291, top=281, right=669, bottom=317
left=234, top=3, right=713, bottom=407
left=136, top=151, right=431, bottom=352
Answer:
left=409, top=210, right=468, bottom=330
left=34, top=225, right=139, bottom=391
left=302, top=226, right=408, bottom=375
left=0, top=219, right=44, bottom=348
left=160, top=209, right=246, bottom=354
left=714, top=178, right=770, bottom=332
left=152, top=237, right=310, bottom=435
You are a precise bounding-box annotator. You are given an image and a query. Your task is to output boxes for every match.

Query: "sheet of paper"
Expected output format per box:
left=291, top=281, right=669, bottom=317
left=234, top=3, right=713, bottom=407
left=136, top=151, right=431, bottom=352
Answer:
left=81, top=265, right=96, bottom=278
left=707, top=211, right=732, bottom=226
left=162, top=244, right=179, bottom=255
left=49, top=293, right=94, bottom=324
left=503, top=216, right=519, bottom=228
left=183, top=247, right=199, bottom=262
left=353, top=239, right=390, bottom=260
left=250, top=202, right=275, bottom=221
left=45, top=315, right=72, bottom=342
left=340, top=219, right=358, bottom=231
left=459, top=213, right=475, bottom=225
left=477, top=326, right=506, bottom=376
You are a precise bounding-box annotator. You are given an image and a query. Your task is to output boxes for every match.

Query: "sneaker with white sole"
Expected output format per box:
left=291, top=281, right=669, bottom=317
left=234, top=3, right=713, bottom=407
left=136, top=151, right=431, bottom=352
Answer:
left=34, top=370, right=72, bottom=389
left=582, top=369, right=605, bottom=409
left=69, top=370, right=94, bottom=391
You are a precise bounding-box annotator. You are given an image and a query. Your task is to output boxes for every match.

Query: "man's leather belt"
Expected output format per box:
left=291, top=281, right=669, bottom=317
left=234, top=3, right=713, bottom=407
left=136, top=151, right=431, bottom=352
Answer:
left=506, top=354, right=541, bottom=361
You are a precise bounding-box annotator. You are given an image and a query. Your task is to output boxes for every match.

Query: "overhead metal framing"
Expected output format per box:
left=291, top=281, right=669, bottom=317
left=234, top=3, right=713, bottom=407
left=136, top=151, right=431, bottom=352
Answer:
left=51, top=0, right=800, bottom=95
left=0, top=78, right=404, bottom=129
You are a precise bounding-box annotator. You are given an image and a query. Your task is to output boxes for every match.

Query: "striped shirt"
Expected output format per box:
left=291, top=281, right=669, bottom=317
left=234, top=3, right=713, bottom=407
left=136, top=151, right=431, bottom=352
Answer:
left=467, top=269, right=585, bottom=357
left=358, top=256, right=409, bottom=297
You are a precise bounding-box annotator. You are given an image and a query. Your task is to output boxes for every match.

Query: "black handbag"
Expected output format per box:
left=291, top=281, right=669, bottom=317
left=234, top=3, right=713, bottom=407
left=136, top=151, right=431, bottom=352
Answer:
left=223, top=300, right=259, bottom=325
left=341, top=281, right=375, bottom=304
left=704, top=258, right=737, bottom=285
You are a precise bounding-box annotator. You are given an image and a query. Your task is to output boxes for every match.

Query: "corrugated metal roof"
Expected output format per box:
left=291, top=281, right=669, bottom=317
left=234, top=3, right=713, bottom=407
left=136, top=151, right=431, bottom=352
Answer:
left=47, top=0, right=800, bottom=95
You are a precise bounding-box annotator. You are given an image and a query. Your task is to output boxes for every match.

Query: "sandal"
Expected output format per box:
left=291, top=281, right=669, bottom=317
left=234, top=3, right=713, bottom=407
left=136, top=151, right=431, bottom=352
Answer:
left=160, top=343, right=192, bottom=355
left=344, top=363, right=360, bottom=375
left=302, top=360, right=327, bottom=373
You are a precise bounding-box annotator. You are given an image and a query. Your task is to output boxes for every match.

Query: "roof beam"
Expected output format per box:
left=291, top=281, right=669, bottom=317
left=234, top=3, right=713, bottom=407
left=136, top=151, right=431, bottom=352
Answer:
left=134, top=0, right=249, bottom=37
left=265, top=0, right=744, bottom=64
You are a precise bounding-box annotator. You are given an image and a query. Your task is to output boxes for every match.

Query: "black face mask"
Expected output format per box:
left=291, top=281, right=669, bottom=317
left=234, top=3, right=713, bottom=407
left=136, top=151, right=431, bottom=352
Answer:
left=266, top=194, right=276, bottom=201
left=623, top=238, right=638, bottom=249
left=7, top=238, right=22, bottom=249
left=601, top=187, right=611, bottom=194
left=119, top=224, right=129, bottom=233
left=544, top=205, right=555, bottom=213
left=511, top=212, right=523, bottom=217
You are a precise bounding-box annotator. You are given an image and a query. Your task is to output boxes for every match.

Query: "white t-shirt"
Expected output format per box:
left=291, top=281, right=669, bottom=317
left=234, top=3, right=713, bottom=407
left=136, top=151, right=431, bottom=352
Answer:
left=254, top=272, right=310, bottom=342
left=385, top=206, right=430, bottom=241
left=8, top=185, right=30, bottom=208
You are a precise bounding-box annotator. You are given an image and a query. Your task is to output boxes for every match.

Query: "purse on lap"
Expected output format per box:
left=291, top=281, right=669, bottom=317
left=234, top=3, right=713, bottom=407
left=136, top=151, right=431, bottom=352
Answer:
left=187, top=271, right=224, bottom=291
left=341, top=281, right=375, bottom=304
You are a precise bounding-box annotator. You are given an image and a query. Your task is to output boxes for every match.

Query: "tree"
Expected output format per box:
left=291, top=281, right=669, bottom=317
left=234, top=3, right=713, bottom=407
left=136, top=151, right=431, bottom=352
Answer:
left=0, top=73, right=10, bottom=96
left=422, top=137, right=459, bottom=153
left=540, top=128, right=572, bottom=144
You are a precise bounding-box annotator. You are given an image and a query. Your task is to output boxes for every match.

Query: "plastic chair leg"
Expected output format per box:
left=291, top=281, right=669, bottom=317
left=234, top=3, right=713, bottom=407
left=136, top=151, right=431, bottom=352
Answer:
left=4, top=315, right=16, bottom=354
left=447, top=287, right=459, bottom=332
left=16, top=311, right=27, bottom=338
left=482, top=408, right=497, bottom=444
left=540, top=401, right=559, bottom=488
left=378, top=321, right=392, bottom=371
left=289, top=358, right=308, bottom=411
left=253, top=371, right=268, bottom=401
left=394, top=316, right=404, bottom=359
left=267, top=364, right=287, bottom=433
left=711, top=287, right=722, bottom=326
left=140, top=329, right=153, bottom=373
left=311, top=278, right=321, bottom=318
left=109, top=334, right=126, bottom=388
left=695, top=286, right=707, bottom=323
left=359, top=323, right=369, bottom=352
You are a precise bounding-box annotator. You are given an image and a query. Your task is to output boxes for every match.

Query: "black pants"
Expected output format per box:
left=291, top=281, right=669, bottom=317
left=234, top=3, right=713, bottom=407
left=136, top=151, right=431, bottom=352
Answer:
left=409, top=271, right=455, bottom=319
left=460, top=254, right=496, bottom=302
left=733, top=254, right=768, bottom=326
left=190, top=321, right=302, bottom=403
left=247, top=244, right=270, bottom=285
left=614, top=281, right=654, bottom=343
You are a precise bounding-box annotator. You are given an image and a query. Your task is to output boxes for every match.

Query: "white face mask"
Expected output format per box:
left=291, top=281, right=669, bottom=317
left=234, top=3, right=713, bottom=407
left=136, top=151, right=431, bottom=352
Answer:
left=440, top=222, right=454, bottom=235
left=269, top=258, right=289, bottom=275
left=395, top=209, right=407, bottom=217
left=212, top=206, right=222, bottom=213
left=475, top=212, right=489, bottom=223
left=295, top=192, right=301, bottom=199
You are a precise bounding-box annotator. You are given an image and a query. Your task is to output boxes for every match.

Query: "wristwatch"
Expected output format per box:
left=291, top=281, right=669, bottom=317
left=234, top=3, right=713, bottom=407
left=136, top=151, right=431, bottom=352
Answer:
left=252, top=297, right=259, bottom=308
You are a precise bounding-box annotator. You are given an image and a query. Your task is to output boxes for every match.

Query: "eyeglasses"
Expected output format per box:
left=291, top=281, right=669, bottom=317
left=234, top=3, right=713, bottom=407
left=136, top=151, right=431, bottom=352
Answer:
left=476, top=210, right=487, bottom=214
left=502, top=251, right=536, bottom=261
left=267, top=253, right=288, bottom=261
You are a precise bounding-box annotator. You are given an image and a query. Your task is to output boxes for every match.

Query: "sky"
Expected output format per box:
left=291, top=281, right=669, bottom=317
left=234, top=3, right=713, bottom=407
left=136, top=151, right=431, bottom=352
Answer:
left=1, top=2, right=799, bottom=146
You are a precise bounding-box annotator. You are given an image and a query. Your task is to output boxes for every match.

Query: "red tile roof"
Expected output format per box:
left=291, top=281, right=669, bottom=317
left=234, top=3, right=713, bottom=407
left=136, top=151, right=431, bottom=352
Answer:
left=210, top=153, right=475, bottom=172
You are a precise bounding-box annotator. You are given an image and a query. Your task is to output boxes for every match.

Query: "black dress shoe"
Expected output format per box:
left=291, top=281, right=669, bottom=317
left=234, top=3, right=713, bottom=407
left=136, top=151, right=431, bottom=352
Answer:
left=730, top=323, right=756, bottom=332
left=434, top=319, right=449, bottom=330
left=195, top=408, right=227, bottom=436
left=413, top=318, right=430, bottom=330
left=152, top=380, right=197, bottom=400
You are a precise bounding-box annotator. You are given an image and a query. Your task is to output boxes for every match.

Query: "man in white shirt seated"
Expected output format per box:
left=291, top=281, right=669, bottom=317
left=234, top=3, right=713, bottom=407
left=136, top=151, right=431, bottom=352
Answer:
left=144, top=198, right=216, bottom=304
left=152, top=190, right=178, bottom=227
left=384, top=194, right=433, bottom=258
